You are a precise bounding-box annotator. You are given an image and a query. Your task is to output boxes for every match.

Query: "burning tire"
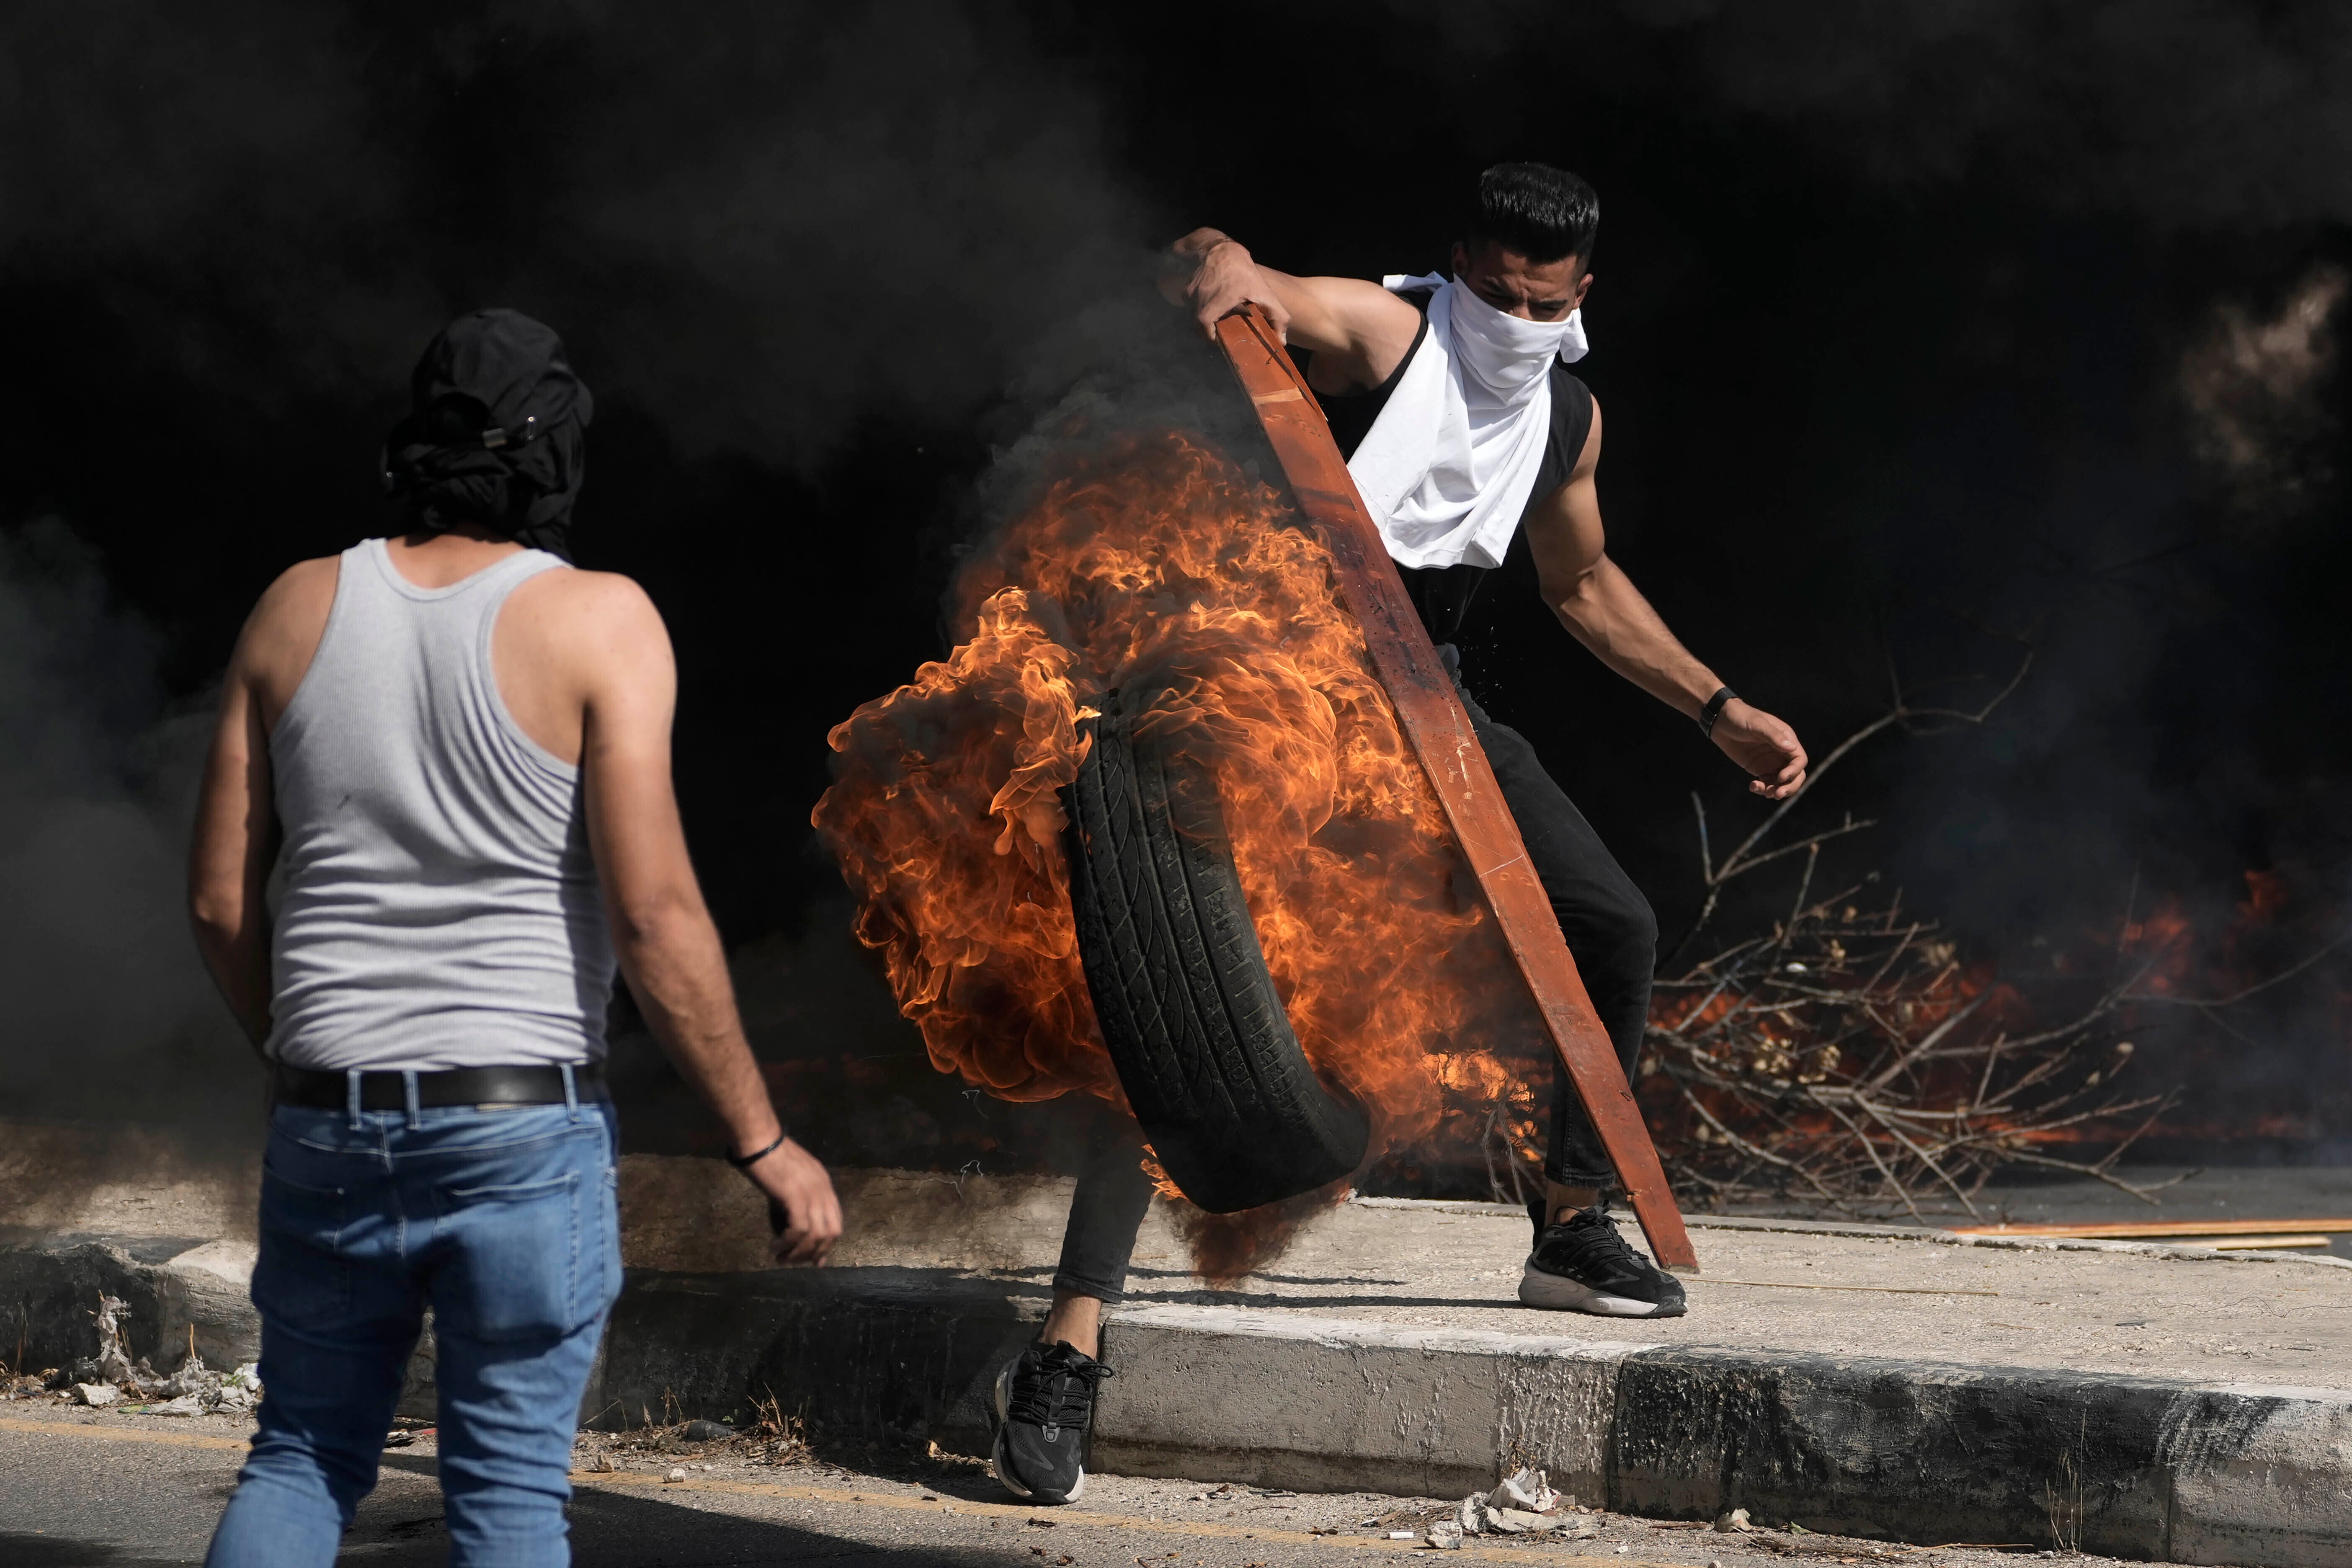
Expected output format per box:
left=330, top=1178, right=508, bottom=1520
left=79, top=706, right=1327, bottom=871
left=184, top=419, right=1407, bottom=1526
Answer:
left=1061, top=691, right=1370, bottom=1214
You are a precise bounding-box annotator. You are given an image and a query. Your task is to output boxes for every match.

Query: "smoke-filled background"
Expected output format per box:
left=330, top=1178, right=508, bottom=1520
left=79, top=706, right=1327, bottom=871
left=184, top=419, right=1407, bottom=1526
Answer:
left=5, top=0, right=2348, bottom=1167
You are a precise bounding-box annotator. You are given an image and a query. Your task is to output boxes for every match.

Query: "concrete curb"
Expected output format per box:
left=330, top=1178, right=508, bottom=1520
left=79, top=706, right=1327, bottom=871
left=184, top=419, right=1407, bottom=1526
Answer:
left=585, top=1264, right=2352, bottom=1568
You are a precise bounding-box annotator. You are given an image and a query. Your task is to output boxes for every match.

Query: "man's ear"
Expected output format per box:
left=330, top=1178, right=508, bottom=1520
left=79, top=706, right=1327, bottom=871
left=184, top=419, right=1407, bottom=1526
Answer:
left=1572, top=269, right=1594, bottom=309
left=1450, top=239, right=1470, bottom=278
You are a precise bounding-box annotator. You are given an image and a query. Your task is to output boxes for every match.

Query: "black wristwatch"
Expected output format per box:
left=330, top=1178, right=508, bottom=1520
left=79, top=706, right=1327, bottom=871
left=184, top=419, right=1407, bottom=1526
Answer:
left=1697, top=687, right=1738, bottom=738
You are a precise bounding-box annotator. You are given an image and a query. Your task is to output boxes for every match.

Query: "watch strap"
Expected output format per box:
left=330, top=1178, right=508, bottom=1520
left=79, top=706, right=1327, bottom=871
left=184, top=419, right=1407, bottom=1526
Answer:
left=1698, top=687, right=1738, bottom=737
left=726, top=1129, right=791, bottom=1171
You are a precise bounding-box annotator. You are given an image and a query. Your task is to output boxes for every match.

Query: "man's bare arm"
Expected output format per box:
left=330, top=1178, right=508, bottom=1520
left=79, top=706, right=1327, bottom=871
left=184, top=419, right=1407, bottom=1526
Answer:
left=187, top=555, right=346, bottom=1047
left=573, top=577, right=843, bottom=1263
left=1162, top=229, right=1423, bottom=388
left=188, top=633, right=278, bottom=1047
left=1524, top=401, right=1809, bottom=799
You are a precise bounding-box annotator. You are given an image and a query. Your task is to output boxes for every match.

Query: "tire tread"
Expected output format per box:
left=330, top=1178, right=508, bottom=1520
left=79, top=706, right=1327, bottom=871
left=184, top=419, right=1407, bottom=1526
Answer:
left=1063, top=693, right=1368, bottom=1213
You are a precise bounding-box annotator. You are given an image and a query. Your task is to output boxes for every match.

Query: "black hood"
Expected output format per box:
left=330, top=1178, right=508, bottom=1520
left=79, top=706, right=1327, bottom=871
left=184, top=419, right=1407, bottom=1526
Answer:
left=383, top=309, right=593, bottom=560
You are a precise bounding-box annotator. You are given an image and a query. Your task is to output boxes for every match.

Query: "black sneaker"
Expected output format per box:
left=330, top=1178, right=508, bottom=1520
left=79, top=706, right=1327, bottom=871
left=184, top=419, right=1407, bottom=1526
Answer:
left=1519, top=1201, right=1688, bottom=1318
left=991, top=1340, right=1114, bottom=1504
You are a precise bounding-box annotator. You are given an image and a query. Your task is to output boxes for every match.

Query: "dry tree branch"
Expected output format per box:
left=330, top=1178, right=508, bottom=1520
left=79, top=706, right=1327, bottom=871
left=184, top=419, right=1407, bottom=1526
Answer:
left=1698, top=648, right=2033, bottom=903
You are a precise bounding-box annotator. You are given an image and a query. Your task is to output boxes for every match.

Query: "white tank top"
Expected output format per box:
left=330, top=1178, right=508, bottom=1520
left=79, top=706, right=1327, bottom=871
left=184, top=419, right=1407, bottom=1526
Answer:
left=264, top=537, right=616, bottom=1070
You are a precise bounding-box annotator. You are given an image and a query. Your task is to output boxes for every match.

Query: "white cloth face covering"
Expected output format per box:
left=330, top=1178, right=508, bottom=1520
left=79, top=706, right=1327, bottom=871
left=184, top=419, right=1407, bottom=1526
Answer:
left=1346, top=271, right=1589, bottom=571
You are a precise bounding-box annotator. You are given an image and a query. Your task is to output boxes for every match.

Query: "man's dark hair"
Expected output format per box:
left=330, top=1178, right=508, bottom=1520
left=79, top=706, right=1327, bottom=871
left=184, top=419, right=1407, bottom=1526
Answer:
left=1465, top=162, right=1599, bottom=268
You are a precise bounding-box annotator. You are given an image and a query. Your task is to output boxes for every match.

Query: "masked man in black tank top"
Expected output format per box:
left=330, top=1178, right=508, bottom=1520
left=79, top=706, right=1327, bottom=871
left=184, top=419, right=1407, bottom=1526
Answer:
left=983, top=162, right=1808, bottom=1509
left=1168, top=161, right=1805, bottom=1300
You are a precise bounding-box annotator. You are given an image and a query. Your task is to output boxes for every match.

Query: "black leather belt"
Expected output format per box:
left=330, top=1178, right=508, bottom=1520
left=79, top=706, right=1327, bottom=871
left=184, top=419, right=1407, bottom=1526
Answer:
left=272, top=1062, right=607, bottom=1111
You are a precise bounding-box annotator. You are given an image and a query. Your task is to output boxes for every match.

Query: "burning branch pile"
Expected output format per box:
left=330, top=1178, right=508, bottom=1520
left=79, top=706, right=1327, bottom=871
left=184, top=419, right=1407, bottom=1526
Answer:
left=1427, top=654, right=2346, bottom=1218
left=1635, top=665, right=2183, bottom=1219
left=1643, top=885, right=2170, bottom=1219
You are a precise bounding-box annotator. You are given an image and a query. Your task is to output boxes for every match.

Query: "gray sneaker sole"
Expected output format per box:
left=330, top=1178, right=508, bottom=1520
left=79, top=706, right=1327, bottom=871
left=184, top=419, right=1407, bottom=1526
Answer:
left=1517, top=1262, right=1688, bottom=1317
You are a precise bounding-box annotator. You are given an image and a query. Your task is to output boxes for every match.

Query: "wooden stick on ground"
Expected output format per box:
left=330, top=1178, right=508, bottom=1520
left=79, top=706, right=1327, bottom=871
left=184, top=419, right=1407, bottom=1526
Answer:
left=1212, top=303, right=1699, bottom=1274
left=1949, top=1217, right=2352, bottom=1239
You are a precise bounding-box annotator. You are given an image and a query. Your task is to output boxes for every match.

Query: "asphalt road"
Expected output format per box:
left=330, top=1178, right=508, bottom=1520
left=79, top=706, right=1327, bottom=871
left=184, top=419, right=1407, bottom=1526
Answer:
left=0, top=1401, right=2208, bottom=1568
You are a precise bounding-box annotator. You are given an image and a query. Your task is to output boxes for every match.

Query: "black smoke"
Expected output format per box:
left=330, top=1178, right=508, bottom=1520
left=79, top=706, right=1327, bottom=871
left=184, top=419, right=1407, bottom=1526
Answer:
left=0, top=522, right=248, bottom=1119
left=3, top=1, right=2347, bottom=1154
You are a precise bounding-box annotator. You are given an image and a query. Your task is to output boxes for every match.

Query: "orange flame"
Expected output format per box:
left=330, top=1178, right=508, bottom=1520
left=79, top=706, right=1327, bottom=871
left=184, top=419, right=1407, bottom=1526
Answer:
left=2122, top=897, right=2197, bottom=995
left=813, top=431, right=1540, bottom=1191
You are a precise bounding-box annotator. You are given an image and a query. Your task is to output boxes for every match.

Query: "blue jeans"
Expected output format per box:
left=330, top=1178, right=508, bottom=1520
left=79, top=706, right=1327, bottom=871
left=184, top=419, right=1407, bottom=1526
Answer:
left=206, top=1092, right=621, bottom=1568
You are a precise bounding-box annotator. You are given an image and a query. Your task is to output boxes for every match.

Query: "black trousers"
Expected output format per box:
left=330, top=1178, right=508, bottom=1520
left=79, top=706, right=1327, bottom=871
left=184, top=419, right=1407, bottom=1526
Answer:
left=1050, top=649, right=1658, bottom=1302
left=1051, top=1127, right=1157, bottom=1304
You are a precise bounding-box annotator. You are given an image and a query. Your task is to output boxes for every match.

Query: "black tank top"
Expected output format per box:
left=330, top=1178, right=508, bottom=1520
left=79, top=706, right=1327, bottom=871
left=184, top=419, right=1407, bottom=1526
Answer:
left=1309, top=288, right=1595, bottom=644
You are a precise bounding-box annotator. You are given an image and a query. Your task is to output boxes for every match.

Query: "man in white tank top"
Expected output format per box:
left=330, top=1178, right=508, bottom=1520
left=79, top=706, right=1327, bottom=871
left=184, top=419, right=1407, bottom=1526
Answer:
left=981, top=168, right=1812, bottom=1366
left=1139, top=170, right=1811, bottom=1323
left=977, top=168, right=1814, bottom=1513
left=1145, top=165, right=1812, bottom=1310
left=188, top=310, right=839, bottom=1566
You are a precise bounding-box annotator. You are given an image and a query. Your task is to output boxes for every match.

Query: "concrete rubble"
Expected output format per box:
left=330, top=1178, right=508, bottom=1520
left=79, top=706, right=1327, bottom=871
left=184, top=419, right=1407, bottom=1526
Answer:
left=1431, top=1465, right=1601, bottom=1547
left=11, top=1280, right=263, bottom=1417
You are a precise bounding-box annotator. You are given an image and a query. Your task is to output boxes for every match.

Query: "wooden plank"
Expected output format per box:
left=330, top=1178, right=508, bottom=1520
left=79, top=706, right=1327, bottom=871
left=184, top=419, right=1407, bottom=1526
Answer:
left=1211, top=304, right=1698, bottom=1274
left=1949, top=1217, right=2352, bottom=1240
